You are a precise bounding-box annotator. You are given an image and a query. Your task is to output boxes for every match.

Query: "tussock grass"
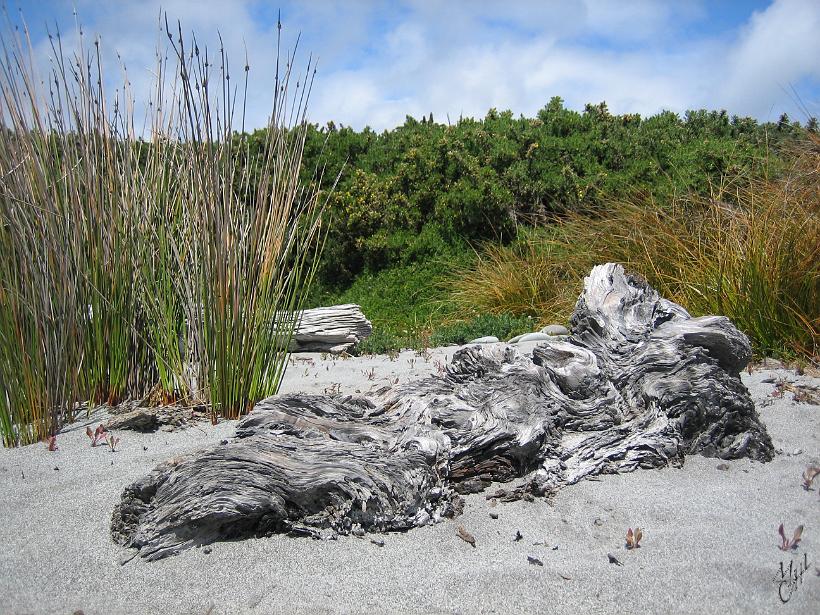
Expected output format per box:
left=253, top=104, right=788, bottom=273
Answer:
left=447, top=228, right=592, bottom=326
left=0, top=14, right=325, bottom=445
left=448, top=136, right=819, bottom=360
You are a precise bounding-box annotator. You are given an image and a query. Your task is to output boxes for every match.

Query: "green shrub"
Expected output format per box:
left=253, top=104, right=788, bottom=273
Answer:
left=295, top=97, right=774, bottom=293
left=429, top=313, right=535, bottom=346
left=354, top=329, right=407, bottom=355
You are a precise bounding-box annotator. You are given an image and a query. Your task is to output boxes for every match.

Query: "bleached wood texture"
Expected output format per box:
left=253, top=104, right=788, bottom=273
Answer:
left=111, top=264, right=773, bottom=560
left=289, top=304, right=372, bottom=353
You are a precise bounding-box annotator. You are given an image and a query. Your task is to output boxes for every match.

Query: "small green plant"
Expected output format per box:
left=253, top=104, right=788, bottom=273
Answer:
left=429, top=313, right=534, bottom=346
left=355, top=329, right=407, bottom=355
left=773, top=381, right=819, bottom=404
left=324, top=382, right=342, bottom=395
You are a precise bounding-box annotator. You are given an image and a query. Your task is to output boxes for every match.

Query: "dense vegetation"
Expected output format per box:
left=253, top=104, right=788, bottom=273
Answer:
left=1, top=13, right=816, bottom=449
left=243, top=101, right=814, bottom=355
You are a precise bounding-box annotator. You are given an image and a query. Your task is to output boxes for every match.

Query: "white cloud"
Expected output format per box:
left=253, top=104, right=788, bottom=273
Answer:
left=719, top=0, right=820, bottom=119
left=14, top=0, right=820, bottom=132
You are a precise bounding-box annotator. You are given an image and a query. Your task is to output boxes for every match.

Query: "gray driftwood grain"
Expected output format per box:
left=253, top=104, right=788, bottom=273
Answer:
left=289, top=304, right=372, bottom=353
left=111, top=264, right=773, bottom=560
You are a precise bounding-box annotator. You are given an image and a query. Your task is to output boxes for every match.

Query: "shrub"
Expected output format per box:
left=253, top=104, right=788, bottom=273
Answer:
left=355, top=329, right=407, bottom=355
left=428, top=314, right=535, bottom=346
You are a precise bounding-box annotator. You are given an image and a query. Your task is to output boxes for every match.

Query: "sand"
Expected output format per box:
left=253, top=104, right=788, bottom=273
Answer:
left=1, top=343, right=818, bottom=615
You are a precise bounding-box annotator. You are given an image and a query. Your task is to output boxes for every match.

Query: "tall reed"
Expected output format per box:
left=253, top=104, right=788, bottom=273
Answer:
left=0, top=13, right=326, bottom=445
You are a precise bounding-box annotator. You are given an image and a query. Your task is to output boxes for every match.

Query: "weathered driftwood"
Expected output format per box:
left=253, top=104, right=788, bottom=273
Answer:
left=111, top=264, right=773, bottom=560
left=289, top=304, right=372, bottom=353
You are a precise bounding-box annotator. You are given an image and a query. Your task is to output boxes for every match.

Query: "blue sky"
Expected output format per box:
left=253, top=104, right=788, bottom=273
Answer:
left=10, top=0, right=820, bottom=131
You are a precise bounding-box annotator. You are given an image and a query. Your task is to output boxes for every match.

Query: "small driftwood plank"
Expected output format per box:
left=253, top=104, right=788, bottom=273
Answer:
left=111, top=264, right=773, bottom=560
left=289, top=304, right=372, bottom=353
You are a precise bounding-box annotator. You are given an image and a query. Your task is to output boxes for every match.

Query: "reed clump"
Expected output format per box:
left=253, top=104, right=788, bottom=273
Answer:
left=449, top=135, right=819, bottom=360
left=0, top=14, right=325, bottom=446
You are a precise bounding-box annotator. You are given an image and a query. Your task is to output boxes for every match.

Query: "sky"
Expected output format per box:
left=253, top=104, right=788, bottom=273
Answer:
left=9, top=0, right=820, bottom=132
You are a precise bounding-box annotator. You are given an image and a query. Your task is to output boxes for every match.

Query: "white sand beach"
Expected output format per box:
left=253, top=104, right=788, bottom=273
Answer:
left=1, top=343, right=818, bottom=615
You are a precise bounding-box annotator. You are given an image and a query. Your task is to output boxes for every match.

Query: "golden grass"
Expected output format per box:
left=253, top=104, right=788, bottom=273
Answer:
left=448, top=136, right=819, bottom=360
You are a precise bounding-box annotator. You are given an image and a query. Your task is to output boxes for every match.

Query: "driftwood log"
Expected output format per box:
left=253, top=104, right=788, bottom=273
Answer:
left=111, top=264, right=773, bottom=560
left=289, top=304, right=372, bottom=353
